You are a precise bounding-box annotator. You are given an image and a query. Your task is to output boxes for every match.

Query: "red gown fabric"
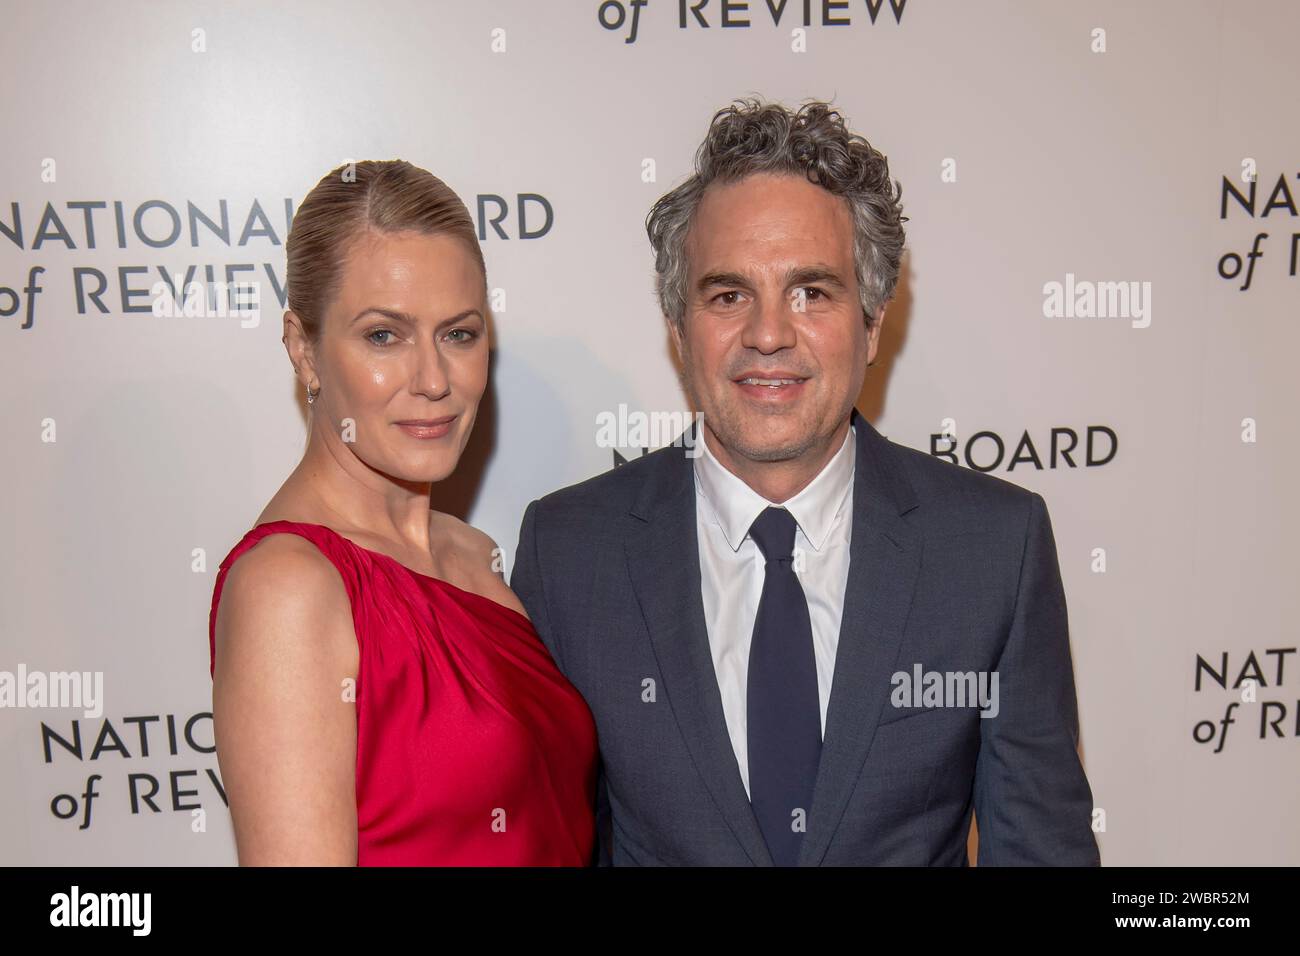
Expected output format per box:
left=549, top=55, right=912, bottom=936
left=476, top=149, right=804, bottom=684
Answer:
left=207, top=520, right=597, bottom=866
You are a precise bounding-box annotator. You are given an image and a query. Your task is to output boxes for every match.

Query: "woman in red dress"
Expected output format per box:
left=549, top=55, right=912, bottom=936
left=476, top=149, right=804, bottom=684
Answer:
left=208, top=160, right=596, bottom=866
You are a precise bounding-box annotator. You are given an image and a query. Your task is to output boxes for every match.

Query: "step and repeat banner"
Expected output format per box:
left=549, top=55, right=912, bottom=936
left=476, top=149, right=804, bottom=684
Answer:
left=1, top=1, right=1295, bottom=866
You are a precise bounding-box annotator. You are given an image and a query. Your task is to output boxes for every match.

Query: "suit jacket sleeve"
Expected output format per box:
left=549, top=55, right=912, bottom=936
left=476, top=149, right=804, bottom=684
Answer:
left=510, top=498, right=613, bottom=867
left=973, top=491, right=1101, bottom=865
left=511, top=499, right=560, bottom=666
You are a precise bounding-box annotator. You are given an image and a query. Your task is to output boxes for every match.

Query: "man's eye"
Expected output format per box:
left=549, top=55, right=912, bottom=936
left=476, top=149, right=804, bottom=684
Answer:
left=799, top=287, right=826, bottom=301
left=366, top=328, right=395, bottom=346
left=714, top=291, right=743, bottom=306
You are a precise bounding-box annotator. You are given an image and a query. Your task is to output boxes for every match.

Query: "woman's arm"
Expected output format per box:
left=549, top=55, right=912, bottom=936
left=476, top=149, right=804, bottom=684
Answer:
left=212, top=534, right=360, bottom=865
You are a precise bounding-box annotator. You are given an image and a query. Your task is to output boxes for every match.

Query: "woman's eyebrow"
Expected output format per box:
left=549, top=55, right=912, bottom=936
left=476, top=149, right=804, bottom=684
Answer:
left=350, top=307, right=417, bottom=326
left=350, top=307, right=483, bottom=326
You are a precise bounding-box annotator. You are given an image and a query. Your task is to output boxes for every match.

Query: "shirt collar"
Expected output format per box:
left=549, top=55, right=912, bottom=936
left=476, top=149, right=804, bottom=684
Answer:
left=693, top=423, right=856, bottom=553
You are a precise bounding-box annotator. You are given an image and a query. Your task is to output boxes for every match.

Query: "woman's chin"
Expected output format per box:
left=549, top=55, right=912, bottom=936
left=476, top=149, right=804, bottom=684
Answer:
left=358, top=451, right=461, bottom=487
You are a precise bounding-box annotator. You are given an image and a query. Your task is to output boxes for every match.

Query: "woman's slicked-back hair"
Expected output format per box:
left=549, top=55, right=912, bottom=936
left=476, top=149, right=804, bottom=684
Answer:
left=645, top=97, right=907, bottom=332
left=285, top=159, right=485, bottom=340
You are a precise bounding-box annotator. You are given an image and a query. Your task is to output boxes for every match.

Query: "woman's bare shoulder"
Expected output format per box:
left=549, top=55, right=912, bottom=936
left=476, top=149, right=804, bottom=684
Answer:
left=215, top=532, right=357, bottom=668
left=230, top=528, right=337, bottom=579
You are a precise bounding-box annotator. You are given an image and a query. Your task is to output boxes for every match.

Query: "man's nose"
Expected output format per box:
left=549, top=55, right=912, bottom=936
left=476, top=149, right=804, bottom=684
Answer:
left=739, top=289, right=799, bottom=354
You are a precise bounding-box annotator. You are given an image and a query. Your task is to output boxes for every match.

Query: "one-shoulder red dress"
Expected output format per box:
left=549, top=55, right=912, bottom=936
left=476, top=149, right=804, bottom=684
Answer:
left=208, top=520, right=597, bottom=866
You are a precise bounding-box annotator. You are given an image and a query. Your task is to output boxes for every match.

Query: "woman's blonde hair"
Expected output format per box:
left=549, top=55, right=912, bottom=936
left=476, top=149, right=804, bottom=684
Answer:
left=285, top=159, right=485, bottom=340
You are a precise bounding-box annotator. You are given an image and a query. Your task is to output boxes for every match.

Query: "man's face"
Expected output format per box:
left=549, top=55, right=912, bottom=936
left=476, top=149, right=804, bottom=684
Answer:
left=671, top=172, right=880, bottom=468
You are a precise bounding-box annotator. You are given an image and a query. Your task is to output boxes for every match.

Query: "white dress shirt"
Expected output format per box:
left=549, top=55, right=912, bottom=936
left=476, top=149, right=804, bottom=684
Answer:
left=693, top=425, right=856, bottom=799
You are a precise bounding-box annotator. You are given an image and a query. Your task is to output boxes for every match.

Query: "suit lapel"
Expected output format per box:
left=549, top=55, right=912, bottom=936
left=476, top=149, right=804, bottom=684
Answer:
left=624, top=427, right=774, bottom=866
left=797, top=409, right=923, bottom=865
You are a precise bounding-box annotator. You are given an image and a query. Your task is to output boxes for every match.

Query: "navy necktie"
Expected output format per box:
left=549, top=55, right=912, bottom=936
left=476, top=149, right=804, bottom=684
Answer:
left=746, top=506, right=822, bottom=867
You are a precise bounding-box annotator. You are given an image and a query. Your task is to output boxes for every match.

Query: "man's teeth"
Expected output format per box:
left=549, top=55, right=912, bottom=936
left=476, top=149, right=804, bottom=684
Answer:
left=740, top=377, right=801, bottom=386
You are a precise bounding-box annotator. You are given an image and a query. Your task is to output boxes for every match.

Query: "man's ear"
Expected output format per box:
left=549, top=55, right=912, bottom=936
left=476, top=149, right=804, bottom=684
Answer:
left=667, top=313, right=685, bottom=361
left=282, top=310, right=319, bottom=391
left=866, top=303, right=886, bottom=365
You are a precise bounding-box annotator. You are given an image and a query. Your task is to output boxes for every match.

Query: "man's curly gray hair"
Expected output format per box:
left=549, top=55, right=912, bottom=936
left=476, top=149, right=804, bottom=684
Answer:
left=646, top=97, right=907, bottom=333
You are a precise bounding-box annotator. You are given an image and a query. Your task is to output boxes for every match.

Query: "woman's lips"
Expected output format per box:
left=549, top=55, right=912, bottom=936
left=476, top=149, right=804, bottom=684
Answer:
left=394, top=416, right=456, bottom=439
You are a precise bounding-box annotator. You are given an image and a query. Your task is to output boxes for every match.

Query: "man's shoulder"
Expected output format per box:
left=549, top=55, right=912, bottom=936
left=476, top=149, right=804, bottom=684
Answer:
left=880, top=434, right=1042, bottom=535
left=530, top=444, right=681, bottom=523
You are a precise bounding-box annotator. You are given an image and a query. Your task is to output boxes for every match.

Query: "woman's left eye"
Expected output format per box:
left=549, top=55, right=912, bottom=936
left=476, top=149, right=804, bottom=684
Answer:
left=445, top=328, right=478, bottom=343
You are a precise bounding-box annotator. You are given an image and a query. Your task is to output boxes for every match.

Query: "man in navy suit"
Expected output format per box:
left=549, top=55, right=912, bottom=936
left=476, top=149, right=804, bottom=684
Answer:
left=511, top=98, right=1099, bottom=866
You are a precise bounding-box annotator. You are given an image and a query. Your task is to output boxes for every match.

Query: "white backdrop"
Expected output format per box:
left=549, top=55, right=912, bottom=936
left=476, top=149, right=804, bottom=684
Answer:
left=1, top=0, right=1296, bottom=865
